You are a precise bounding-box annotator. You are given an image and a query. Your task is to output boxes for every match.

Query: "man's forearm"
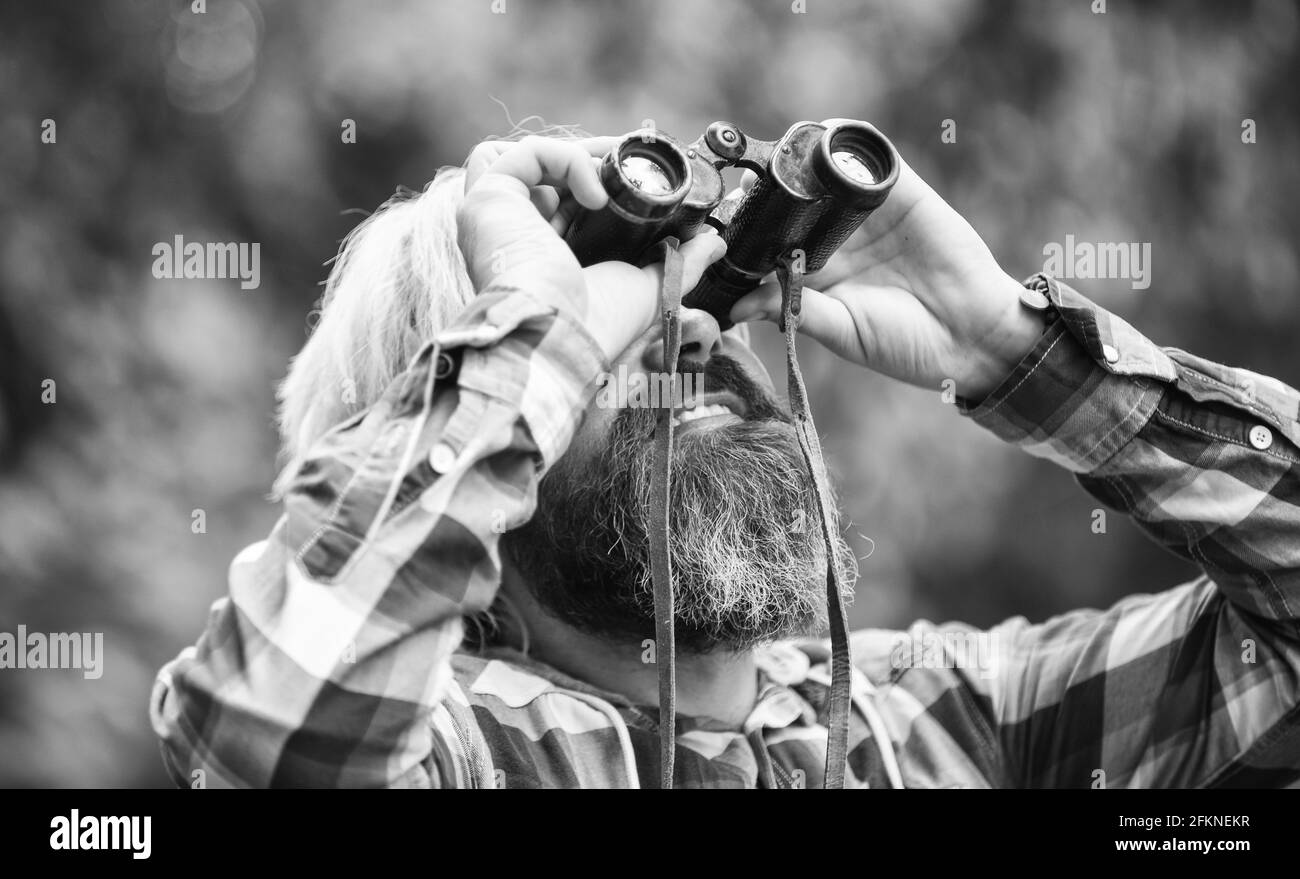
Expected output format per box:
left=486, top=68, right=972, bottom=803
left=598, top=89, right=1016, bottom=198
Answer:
left=963, top=273, right=1300, bottom=620
left=151, top=287, right=608, bottom=787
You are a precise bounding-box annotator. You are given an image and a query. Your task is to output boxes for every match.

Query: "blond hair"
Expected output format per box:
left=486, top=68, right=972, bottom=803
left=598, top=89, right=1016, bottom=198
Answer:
left=273, top=168, right=474, bottom=495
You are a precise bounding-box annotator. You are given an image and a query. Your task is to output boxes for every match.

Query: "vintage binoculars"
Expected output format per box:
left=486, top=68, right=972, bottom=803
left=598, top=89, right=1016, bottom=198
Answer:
left=564, top=119, right=899, bottom=328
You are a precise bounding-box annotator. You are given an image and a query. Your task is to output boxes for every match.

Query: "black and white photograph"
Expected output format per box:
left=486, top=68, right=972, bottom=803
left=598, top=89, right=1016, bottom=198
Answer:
left=1, top=0, right=1298, bottom=847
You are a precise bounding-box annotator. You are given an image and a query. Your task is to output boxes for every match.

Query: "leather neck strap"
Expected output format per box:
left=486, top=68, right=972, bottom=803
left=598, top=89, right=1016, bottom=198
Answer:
left=649, top=239, right=683, bottom=791
left=777, top=255, right=853, bottom=789
left=647, top=244, right=853, bottom=790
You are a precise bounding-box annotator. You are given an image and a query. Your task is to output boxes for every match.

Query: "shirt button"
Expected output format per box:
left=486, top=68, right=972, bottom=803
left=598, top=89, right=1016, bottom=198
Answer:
left=1248, top=425, right=1274, bottom=450
left=429, top=443, right=458, bottom=473
left=1101, top=344, right=1120, bottom=364
left=376, top=423, right=407, bottom=457
left=1019, top=285, right=1051, bottom=311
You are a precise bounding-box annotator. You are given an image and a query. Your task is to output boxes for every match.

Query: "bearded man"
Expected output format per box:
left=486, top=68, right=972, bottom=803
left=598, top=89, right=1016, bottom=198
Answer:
left=151, top=133, right=1300, bottom=788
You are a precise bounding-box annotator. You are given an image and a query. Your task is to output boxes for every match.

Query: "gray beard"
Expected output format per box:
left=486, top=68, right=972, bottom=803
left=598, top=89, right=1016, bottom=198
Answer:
left=502, top=361, right=856, bottom=655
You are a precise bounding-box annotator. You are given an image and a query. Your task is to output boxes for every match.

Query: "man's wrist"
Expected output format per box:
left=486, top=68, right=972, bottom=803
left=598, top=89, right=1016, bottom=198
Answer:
left=961, top=272, right=1051, bottom=401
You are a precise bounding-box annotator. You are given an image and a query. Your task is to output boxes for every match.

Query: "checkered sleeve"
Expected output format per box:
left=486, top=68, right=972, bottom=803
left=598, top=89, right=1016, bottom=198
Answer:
left=149, top=286, right=607, bottom=788
left=944, top=274, right=1300, bottom=787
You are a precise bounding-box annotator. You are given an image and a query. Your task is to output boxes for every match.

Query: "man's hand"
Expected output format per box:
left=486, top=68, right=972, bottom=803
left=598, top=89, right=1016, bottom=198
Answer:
left=728, top=155, right=1045, bottom=401
left=458, top=136, right=726, bottom=362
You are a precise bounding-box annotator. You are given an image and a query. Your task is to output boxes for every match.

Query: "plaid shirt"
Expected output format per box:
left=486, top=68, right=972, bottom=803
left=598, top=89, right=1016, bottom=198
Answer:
left=150, top=274, right=1300, bottom=788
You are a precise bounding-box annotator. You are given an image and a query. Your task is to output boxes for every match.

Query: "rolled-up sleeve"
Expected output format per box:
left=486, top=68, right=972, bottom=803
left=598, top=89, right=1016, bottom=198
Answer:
left=934, top=273, right=1300, bottom=787
left=151, top=285, right=607, bottom=788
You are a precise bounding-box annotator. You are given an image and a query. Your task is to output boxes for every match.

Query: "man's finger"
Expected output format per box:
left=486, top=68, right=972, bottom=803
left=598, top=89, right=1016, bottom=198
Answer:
left=530, top=185, right=561, bottom=221
left=803, top=249, right=854, bottom=290
left=464, top=136, right=617, bottom=196
left=576, top=135, right=621, bottom=158
left=637, top=230, right=727, bottom=298
left=676, top=229, right=726, bottom=292
left=728, top=280, right=854, bottom=349
left=549, top=193, right=582, bottom=233
left=485, top=137, right=610, bottom=209
left=547, top=159, right=602, bottom=233
left=464, top=140, right=511, bottom=192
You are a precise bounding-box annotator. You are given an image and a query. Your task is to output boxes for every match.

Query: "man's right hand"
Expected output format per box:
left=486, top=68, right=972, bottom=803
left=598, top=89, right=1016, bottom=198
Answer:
left=458, top=135, right=727, bottom=362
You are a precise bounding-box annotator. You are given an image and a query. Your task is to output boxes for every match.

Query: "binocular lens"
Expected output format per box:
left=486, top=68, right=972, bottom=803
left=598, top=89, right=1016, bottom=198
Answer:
left=620, top=155, right=675, bottom=195
left=830, top=149, right=877, bottom=185
left=563, top=133, right=693, bottom=266
left=813, top=122, right=898, bottom=209
left=602, top=136, right=691, bottom=221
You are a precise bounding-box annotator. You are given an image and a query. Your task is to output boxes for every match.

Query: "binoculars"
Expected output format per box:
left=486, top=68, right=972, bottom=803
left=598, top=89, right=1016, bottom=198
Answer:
left=564, top=119, right=900, bottom=329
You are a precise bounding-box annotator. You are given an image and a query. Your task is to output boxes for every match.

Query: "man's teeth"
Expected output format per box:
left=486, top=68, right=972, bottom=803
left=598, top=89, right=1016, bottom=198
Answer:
left=672, top=403, right=735, bottom=427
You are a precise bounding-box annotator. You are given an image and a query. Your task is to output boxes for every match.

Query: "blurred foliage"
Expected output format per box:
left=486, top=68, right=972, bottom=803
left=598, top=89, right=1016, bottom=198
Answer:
left=0, top=0, right=1297, bottom=786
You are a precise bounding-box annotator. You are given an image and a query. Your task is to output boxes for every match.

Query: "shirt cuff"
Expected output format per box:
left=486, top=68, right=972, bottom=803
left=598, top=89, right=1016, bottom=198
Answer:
left=958, top=274, right=1173, bottom=474
left=435, top=284, right=608, bottom=472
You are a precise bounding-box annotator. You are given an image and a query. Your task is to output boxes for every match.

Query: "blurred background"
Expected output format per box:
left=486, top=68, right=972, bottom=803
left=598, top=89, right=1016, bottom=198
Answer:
left=1, top=0, right=1297, bottom=787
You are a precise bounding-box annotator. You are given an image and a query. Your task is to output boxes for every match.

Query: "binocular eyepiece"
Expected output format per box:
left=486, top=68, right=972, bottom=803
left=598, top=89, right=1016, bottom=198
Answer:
left=564, top=119, right=900, bottom=329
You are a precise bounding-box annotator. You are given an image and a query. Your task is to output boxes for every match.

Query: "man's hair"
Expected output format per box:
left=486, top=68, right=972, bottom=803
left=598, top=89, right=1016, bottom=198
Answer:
left=273, top=168, right=475, bottom=495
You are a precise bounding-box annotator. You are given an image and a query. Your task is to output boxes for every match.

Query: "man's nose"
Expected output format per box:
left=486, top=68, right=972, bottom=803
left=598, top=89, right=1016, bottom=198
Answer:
left=641, top=308, right=723, bottom=372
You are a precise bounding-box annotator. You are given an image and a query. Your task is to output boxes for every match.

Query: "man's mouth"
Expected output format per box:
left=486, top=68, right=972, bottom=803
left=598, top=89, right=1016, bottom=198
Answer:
left=671, top=391, right=747, bottom=430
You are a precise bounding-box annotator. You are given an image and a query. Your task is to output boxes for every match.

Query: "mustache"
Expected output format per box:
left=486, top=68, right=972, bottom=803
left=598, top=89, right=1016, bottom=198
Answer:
left=612, top=354, right=790, bottom=440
